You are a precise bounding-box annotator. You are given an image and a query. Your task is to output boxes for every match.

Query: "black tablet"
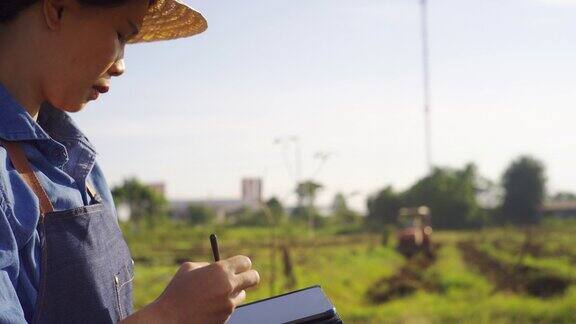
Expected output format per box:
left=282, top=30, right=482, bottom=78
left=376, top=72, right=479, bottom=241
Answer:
left=228, top=285, right=341, bottom=324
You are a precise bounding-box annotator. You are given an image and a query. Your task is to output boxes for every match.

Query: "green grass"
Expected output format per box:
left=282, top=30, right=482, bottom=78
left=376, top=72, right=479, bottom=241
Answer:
left=124, top=222, right=576, bottom=323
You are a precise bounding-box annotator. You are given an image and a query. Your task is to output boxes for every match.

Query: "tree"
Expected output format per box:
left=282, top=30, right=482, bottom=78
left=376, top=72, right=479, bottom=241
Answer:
left=292, top=180, right=324, bottom=226
left=265, top=197, right=286, bottom=225
left=365, top=186, right=403, bottom=229
left=224, top=198, right=287, bottom=227
left=501, top=156, right=546, bottom=225
left=549, top=191, right=576, bottom=202
left=295, top=180, right=323, bottom=208
left=402, top=164, right=483, bottom=229
left=112, top=177, right=169, bottom=224
left=331, top=193, right=360, bottom=226
left=187, top=203, right=216, bottom=226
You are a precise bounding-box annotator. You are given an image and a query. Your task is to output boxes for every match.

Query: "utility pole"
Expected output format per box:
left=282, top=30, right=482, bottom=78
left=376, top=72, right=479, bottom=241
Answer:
left=312, top=151, right=334, bottom=179
left=289, top=136, right=302, bottom=208
left=274, top=136, right=302, bottom=206
left=421, top=0, right=433, bottom=172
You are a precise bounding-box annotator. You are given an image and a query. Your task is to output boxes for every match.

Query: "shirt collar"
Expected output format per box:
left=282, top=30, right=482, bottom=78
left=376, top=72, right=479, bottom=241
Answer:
left=0, top=82, right=97, bottom=167
left=37, top=103, right=96, bottom=155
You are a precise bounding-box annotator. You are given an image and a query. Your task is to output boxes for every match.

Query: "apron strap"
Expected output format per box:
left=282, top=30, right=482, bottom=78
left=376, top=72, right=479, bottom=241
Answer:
left=1, top=140, right=101, bottom=214
left=1, top=140, right=55, bottom=216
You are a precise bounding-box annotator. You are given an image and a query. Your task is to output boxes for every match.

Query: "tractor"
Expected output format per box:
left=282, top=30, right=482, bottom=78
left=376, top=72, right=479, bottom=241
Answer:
left=396, top=206, right=433, bottom=258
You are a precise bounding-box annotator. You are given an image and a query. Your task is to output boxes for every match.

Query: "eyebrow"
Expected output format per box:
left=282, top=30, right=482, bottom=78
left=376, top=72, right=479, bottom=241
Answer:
left=128, top=20, right=140, bottom=36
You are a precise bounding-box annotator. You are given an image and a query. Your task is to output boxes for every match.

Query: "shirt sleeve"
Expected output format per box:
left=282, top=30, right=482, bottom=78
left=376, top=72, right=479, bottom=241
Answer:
left=0, top=205, right=27, bottom=324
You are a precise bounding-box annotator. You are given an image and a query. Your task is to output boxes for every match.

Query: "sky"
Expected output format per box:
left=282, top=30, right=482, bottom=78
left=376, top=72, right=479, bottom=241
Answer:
left=74, top=0, right=576, bottom=212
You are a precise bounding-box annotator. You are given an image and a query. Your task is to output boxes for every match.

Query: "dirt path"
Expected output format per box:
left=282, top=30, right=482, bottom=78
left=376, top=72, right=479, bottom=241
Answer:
left=457, top=240, right=572, bottom=298
left=366, top=249, right=440, bottom=303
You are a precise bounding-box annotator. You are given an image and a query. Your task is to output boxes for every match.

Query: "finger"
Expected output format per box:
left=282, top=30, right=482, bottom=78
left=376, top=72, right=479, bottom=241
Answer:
left=230, top=289, right=246, bottom=306
left=232, top=269, right=260, bottom=293
left=226, top=255, right=252, bottom=274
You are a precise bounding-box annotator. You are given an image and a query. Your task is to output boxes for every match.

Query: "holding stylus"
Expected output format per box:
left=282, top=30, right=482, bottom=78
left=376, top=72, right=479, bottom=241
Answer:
left=123, top=234, right=259, bottom=323
left=210, top=233, right=220, bottom=262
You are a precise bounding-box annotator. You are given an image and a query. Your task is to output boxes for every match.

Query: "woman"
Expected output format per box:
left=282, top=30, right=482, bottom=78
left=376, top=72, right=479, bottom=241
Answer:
left=0, top=0, right=260, bottom=323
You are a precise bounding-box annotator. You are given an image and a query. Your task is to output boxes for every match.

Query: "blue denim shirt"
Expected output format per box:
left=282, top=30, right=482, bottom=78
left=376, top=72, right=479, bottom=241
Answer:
left=0, top=83, right=118, bottom=323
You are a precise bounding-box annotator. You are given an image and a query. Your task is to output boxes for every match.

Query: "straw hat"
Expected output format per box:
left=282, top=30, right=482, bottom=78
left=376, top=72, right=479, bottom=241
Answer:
left=128, top=0, right=207, bottom=44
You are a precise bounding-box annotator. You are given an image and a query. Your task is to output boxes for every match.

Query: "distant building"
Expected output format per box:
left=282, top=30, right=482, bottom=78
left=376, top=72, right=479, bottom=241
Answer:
left=170, top=199, right=251, bottom=222
left=242, top=178, right=263, bottom=204
left=541, top=200, right=576, bottom=219
left=170, top=178, right=263, bottom=222
left=284, top=204, right=338, bottom=218
left=116, top=203, right=131, bottom=222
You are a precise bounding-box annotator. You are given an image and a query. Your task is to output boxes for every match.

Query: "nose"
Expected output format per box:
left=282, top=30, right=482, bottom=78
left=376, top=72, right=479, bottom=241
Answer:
left=108, top=58, right=125, bottom=77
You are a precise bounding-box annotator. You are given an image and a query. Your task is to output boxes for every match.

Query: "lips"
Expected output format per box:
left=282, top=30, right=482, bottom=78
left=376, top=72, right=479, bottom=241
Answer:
left=93, top=85, right=109, bottom=94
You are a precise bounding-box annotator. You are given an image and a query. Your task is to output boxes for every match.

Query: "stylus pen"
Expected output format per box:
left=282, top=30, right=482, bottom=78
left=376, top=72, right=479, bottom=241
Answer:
left=210, top=233, right=220, bottom=262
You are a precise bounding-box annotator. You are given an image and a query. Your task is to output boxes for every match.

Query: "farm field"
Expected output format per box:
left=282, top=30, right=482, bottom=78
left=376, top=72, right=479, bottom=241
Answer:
left=122, top=222, right=576, bottom=323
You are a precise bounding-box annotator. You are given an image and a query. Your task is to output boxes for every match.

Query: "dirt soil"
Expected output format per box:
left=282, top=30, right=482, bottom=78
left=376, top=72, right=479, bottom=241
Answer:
left=367, top=250, right=440, bottom=303
left=458, top=240, right=572, bottom=298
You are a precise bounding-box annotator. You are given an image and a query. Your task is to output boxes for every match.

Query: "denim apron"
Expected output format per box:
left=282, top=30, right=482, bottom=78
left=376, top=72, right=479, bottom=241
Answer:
left=2, top=141, right=134, bottom=323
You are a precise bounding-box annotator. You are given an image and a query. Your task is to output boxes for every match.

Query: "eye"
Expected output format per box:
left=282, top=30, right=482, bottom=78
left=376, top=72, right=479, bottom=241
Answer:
left=117, top=32, right=124, bottom=42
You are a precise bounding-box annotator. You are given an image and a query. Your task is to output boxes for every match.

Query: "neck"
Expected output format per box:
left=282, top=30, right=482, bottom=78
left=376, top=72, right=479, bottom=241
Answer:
left=0, top=20, right=44, bottom=121
left=0, top=69, right=43, bottom=121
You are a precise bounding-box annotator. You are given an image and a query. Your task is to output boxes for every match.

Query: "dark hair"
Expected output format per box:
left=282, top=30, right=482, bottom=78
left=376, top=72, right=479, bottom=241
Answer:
left=0, top=0, right=156, bottom=23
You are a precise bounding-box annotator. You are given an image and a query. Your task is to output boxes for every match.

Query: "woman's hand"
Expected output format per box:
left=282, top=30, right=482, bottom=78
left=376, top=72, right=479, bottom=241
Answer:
left=122, top=255, right=260, bottom=324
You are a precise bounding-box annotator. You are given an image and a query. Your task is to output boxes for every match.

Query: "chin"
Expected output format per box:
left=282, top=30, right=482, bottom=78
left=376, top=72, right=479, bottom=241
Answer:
left=62, top=103, right=87, bottom=113
left=48, top=100, right=87, bottom=113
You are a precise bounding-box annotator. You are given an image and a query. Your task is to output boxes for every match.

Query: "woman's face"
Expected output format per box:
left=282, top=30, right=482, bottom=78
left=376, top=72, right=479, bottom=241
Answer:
left=41, top=0, right=149, bottom=112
